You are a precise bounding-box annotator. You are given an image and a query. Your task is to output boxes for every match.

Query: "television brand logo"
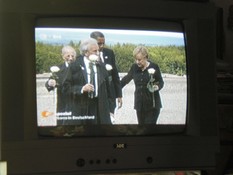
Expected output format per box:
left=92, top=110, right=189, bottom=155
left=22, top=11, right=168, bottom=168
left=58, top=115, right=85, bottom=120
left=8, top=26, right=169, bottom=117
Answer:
left=113, top=143, right=127, bottom=149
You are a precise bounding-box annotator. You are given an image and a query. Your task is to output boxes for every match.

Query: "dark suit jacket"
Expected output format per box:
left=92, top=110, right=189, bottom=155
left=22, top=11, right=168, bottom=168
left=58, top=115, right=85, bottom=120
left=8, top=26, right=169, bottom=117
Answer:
left=121, top=61, right=164, bottom=111
left=45, top=63, right=72, bottom=113
left=101, top=48, right=122, bottom=99
left=63, top=56, right=111, bottom=124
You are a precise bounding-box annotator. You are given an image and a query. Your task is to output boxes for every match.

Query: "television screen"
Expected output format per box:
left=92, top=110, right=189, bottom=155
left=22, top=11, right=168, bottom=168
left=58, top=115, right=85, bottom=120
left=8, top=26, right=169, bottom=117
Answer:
left=35, top=18, right=187, bottom=137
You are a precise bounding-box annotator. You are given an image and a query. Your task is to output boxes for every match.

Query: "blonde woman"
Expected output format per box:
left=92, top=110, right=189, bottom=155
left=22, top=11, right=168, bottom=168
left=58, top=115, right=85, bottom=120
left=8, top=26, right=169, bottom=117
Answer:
left=121, top=46, right=164, bottom=124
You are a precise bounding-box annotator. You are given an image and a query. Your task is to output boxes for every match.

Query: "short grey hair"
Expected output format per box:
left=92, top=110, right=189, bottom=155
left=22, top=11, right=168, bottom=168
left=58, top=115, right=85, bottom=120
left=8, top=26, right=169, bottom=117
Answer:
left=61, top=45, right=76, bottom=57
left=79, top=38, right=98, bottom=55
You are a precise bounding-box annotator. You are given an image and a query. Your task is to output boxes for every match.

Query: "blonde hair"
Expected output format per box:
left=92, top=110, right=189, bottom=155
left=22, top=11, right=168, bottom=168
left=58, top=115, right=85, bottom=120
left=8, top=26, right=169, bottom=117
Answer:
left=133, top=46, right=149, bottom=59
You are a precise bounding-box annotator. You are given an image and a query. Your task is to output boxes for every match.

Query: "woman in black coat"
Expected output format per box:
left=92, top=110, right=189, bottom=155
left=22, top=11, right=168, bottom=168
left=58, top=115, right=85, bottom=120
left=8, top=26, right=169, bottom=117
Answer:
left=121, top=46, right=164, bottom=124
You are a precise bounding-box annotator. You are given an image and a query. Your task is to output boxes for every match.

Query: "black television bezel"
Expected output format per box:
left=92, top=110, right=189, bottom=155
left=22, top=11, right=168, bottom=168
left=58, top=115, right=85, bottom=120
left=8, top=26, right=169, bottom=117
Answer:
left=1, top=0, right=219, bottom=174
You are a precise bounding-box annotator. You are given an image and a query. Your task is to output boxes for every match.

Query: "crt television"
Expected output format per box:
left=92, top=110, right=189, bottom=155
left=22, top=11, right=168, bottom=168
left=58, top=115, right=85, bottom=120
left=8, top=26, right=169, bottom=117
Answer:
left=1, top=0, right=219, bottom=174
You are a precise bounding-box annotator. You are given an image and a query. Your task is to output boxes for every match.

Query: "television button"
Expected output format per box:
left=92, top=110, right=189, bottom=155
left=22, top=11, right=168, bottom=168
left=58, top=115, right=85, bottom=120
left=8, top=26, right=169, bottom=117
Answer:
left=146, top=156, right=153, bottom=164
left=76, top=158, right=85, bottom=167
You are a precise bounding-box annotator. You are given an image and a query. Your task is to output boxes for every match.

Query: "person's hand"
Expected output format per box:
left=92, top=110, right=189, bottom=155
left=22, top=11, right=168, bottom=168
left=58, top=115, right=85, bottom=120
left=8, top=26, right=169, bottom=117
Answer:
left=48, top=79, right=56, bottom=87
left=117, top=97, right=123, bottom=109
left=153, top=85, right=159, bottom=91
left=82, top=84, right=95, bottom=92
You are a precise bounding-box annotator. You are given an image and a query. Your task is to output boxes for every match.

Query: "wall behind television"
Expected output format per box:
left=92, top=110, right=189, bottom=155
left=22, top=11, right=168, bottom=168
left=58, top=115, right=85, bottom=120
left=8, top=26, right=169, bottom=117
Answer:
left=211, top=0, right=233, bottom=66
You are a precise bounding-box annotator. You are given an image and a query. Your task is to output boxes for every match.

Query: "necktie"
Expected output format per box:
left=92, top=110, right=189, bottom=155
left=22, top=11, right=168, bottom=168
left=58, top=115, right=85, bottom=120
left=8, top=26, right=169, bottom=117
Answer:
left=89, top=62, right=96, bottom=98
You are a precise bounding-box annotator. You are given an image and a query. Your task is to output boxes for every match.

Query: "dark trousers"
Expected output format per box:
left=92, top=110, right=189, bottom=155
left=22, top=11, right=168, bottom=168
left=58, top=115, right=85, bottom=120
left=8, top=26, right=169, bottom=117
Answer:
left=136, top=108, right=160, bottom=124
left=108, top=98, right=116, bottom=114
left=86, top=97, right=99, bottom=124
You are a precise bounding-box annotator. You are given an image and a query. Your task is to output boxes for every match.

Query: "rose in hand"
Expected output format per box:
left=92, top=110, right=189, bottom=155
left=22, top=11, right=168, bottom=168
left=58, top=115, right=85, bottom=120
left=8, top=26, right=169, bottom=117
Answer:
left=48, top=79, right=56, bottom=87
left=49, top=66, right=60, bottom=87
left=82, top=84, right=95, bottom=93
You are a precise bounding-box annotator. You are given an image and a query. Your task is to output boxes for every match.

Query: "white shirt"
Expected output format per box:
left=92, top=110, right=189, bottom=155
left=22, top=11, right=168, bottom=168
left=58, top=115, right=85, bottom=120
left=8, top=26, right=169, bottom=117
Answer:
left=84, top=57, right=98, bottom=96
left=100, top=51, right=104, bottom=63
left=65, top=62, right=69, bottom=68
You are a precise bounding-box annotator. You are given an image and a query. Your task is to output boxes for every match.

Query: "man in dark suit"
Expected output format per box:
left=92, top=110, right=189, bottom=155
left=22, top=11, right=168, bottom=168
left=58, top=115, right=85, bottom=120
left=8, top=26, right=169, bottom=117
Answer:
left=45, top=45, right=76, bottom=124
left=63, top=38, right=111, bottom=125
left=90, top=31, right=122, bottom=123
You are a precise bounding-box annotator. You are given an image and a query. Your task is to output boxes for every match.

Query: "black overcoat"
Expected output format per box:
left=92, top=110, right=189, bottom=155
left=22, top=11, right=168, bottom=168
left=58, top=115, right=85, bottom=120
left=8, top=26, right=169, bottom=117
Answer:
left=63, top=56, right=111, bottom=124
left=45, top=63, right=72, bottom=113
left=121, top=61, right=164, bottom=111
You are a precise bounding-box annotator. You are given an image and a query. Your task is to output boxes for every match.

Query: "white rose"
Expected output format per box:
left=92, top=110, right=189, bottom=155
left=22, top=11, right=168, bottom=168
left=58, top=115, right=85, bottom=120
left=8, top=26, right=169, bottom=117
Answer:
left=50, top=66, right=60, bottom=73
left=89, top=54, right=98, bottom=62
left=105, top=64, right=113, bottom=71
left=148, top=68, right=155, bottom=74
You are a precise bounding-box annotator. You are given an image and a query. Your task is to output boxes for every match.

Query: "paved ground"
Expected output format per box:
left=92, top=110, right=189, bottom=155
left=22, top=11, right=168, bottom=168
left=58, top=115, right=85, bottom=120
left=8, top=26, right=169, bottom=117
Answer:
left=36, top=73, right=187, bottom=126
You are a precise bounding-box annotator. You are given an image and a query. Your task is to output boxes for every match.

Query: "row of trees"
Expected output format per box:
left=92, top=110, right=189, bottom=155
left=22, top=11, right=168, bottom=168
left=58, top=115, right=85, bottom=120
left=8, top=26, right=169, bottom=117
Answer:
left=36, top=41, right=186, bottom=76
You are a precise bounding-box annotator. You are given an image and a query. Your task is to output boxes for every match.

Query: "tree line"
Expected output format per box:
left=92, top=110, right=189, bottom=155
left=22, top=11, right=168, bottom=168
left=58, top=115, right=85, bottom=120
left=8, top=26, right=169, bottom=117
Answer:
left=36, top=41, right=186, bottom=76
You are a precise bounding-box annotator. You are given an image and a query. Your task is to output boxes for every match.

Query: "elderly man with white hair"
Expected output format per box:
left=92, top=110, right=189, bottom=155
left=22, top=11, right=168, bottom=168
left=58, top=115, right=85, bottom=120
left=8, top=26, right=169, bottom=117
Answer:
left=63, top=38, right=111, bottom=125
left=45, top=45, right=77, bottom=124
